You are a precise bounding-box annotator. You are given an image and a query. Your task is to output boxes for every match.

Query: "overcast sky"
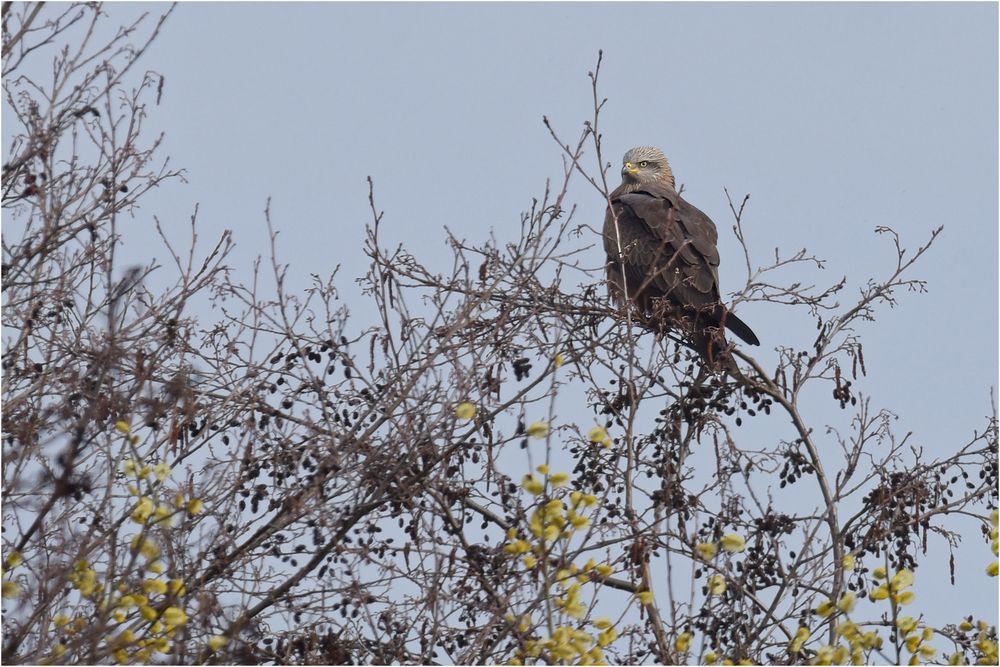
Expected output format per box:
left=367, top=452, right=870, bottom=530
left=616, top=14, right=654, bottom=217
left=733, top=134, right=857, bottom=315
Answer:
left=7, top=0, right=997, bottom=638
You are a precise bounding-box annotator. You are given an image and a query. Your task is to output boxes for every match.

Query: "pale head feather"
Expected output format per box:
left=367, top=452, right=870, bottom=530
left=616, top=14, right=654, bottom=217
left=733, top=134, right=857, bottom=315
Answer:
left=618, top=146, right=675, bottom=191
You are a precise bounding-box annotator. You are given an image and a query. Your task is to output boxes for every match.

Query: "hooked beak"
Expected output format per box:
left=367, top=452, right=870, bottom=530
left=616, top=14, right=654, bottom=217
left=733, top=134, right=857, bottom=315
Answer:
left=623, top=162, right=640, bottom=177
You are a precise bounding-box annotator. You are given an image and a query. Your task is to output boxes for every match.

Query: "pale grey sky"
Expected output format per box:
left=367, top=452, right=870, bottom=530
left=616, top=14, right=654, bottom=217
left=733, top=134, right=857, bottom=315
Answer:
left=7, top=0, right=998, bottom=644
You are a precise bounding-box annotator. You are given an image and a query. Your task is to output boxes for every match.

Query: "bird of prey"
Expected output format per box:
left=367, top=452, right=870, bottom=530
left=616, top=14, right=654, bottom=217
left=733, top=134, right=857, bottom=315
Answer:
left=603, top=146, right=759, bottom=363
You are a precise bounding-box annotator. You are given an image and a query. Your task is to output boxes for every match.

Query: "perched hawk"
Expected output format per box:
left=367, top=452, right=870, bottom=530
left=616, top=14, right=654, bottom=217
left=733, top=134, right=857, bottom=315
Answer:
left=603, top=146, right=759, bottom=362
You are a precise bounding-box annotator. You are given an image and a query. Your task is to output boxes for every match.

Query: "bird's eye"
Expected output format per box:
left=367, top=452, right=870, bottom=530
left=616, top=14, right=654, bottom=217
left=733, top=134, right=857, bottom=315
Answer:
left=639, top=161, right=648, bottom=167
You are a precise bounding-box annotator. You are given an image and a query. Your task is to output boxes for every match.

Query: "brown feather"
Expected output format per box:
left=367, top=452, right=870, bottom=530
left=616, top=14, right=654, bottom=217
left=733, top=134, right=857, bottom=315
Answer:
left=603, top=151, right=760, bottom=359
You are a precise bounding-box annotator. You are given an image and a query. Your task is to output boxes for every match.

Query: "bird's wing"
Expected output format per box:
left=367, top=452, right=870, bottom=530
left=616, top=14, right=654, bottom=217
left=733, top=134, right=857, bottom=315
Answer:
left=603, top=183, right=722, bottom=312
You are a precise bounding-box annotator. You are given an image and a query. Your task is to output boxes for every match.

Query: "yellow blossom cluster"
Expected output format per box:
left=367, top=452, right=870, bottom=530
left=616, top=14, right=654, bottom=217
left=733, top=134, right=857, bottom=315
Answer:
left=502, top=469, right=623, bottom=665
left=969, top=619, right=998, bottom=665
left=2, top=550, right=24, bottom=601
left=509, top=622, right=610, bottom=665
left=806, top=620, right=883, bottom=666
left=987, top=509, right=999, bottom=578
left=695, top=534, right=746, bottom=562
left=869, top=567, right=915, bottom=605
left=34, top=436, right=213, bottom=664
left=785, top=531, right=1000, bottom=667
left=587, top=426, right=613, bottom=449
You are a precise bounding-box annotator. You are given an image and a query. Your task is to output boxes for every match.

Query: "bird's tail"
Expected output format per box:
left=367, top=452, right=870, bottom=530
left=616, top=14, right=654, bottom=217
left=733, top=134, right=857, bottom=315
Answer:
left=719, top=309, right=759, bottom=346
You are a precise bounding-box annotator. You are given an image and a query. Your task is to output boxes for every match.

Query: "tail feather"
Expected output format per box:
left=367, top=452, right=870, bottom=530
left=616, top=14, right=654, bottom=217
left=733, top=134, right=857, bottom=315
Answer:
left=721, top=310, right=759, bottom=346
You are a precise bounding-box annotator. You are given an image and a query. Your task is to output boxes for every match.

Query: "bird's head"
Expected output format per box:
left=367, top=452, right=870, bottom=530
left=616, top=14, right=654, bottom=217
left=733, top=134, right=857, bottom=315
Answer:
left=620, top=146, right=675, bottom=189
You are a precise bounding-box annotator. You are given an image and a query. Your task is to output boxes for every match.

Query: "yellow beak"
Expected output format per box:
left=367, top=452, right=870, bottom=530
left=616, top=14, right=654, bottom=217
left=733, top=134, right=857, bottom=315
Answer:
left=624, top=162, right=640, bottom=174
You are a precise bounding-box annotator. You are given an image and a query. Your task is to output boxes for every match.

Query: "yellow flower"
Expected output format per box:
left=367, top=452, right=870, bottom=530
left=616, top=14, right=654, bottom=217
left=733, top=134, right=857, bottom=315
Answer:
left=526, top=421, right=549, bottom=438
left=208, top=635, right=228, bottom=651
left=836, top=621, right=859, bottom=640
left=550, top=472, right=571, bottom=487
left=987, top=561, right=999, bottom=577
left=147, top=560, right=166, bottom=574
left=890, top=569, right=914, bottom=591
left=169, top=579, right=186, bottom=596
left=5, top=551, right=23, bottom=569
left=593, top=617, right=613, bottom=630
left=720, top=534, right=746, bottom=553
left=131, top=536, right=160, bottom=559
left=696, top=542, right=718, bottom=561
left=895, top=590, right=916, bottom=605
left=54, top=613, right=71, bottom=627
left=154, top=504, right=176, bottom=525
left=186, top=499, right=204, bottom=515
left=52, top=643, right=66, bottom=657
left=504, top=539, right=531, bottom=555
left=536, top=464, right=550, bottom=475
left=554, top=353, right=566, bottom=368
left=708, top=575, right=726, bottom=595
left=705, top=651, right=719, bottom=664
left=788, top=625, right=809, bottom=655
left=114, top=648, right=129, bottom=664
left=595, top=564, right=613, bottom=577
left=815, top=600, right=836, bottom=617
left=2, top=581, right=20, bottom=598
left=153, top=462, right=171, bottom=482
left=563, top=601, right=587, bottom=620
left=597, top=626, right=618, bottom=648
left=675, top=632, right=692, bottom=653
left=163, top=606, right=187, bottom=626
left=814, top=645, right=834, bottom=664
left=521, top=475, right=544, bottom=495
left=115, top=421, right=131, bottom=434
left=132, top=496, right=154, bottom=524
left=873, top=566, right=887, bottom=579
left=837, top=591, right=857, bottom=613
left=149, top=637, right=172, bottom=654
left=636, top=590, right=654, bottom=606
left=870, top=585, right=889, bottom=600
left=456, top=402, right=477, bottom=420
left=523, top=555, right=537, bottom=569
left=588, top=426, right=608, bottom=442
left=517, top=614, right=533, bottom=633
left=842, top=554, right=856, bottom=571
left=140, top=605, right=158, bottom=621
left=142, top=579, right=168, bottom=595
left=896, top=616, right=918, bottom=634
